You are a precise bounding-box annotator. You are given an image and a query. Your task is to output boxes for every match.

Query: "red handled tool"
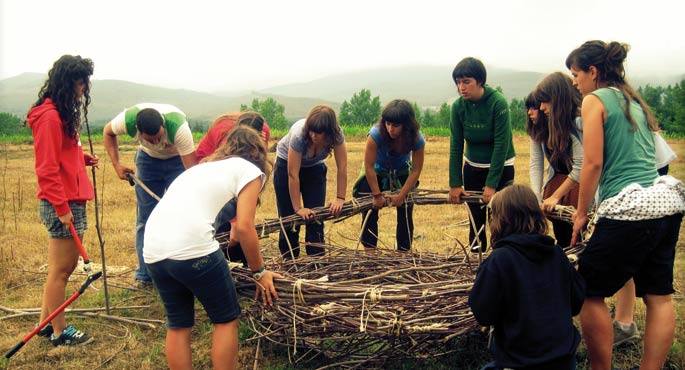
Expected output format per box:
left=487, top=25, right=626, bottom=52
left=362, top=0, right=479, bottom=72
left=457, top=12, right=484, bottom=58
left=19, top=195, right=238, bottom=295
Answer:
left=68, top=223, right=92, bottom=273
left=3, top=271, right=102, bottom=358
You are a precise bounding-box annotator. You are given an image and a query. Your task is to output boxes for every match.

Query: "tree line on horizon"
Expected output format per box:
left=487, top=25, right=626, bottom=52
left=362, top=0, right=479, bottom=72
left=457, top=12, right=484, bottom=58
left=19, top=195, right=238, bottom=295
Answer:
left=2, top=80, right=685, bottom=137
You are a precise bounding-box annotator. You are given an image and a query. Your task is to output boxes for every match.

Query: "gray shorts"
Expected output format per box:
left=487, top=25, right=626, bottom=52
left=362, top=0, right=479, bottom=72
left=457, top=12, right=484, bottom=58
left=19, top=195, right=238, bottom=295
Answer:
left=38, top=200, right=87, bottom=238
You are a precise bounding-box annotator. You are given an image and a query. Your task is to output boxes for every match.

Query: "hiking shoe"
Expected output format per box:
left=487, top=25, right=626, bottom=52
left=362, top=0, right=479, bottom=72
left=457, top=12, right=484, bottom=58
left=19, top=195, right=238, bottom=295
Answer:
left=50, top=325, right=93, bottom=346
left=37, top=323, right=53, bottom=338
left=613, top=320, right=640, bottom=346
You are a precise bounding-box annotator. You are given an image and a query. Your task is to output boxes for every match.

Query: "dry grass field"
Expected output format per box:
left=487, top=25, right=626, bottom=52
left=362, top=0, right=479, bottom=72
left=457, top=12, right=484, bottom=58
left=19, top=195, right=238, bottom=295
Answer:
left=0, top=135, right=683, bottom=369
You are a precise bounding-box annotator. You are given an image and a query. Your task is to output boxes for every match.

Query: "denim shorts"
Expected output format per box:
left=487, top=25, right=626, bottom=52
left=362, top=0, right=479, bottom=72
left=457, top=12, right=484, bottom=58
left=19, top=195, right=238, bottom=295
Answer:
left=38, top=200, right=87, bottom=238
left=146, top=249, right=241, bottom=328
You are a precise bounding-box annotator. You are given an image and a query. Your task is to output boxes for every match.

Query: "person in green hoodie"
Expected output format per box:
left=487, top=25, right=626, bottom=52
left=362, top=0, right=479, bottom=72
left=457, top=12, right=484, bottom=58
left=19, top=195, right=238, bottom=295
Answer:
left=448, top=57, right=515, bottom=252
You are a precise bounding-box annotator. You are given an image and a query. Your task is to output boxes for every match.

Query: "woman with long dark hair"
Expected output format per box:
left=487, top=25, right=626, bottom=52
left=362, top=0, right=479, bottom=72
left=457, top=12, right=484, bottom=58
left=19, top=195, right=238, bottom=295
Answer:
left=273, top=105, right=347, bottom=259
left=353, top=99, right=425, bottom=251
left=568, top=40, right=684, bottom=369
left=28, top=55, right=97, bottom=346
left=528, top=72, right=583, bottom=247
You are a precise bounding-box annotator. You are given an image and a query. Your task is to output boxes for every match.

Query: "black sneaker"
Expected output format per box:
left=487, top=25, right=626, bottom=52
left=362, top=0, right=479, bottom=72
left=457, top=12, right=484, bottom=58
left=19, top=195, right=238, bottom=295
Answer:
left=50, top=325, right=93, bottom=346
left=37, top=323, right=54, bottom=338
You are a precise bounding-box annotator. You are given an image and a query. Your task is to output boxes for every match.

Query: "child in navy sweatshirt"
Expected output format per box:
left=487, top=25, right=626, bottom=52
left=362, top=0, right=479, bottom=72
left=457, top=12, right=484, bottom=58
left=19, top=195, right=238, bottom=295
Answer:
left=468, top=184, right=585, bottom=370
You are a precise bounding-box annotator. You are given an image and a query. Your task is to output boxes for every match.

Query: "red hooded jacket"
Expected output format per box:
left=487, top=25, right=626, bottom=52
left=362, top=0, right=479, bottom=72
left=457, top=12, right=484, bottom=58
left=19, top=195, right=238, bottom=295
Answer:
left=28, top=98, right=94, bottom=216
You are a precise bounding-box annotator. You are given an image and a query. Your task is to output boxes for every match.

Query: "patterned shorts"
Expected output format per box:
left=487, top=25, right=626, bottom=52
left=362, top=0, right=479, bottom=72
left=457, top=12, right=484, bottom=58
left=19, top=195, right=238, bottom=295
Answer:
left=38, top=200, right=88, bottom=238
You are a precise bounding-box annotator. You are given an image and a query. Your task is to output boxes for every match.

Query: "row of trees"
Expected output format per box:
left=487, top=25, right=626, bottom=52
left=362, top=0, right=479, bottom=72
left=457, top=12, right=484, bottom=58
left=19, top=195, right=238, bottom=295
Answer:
left=2, top=81, right=684, bottom=136
left=639, top=82, right=685, bottom=134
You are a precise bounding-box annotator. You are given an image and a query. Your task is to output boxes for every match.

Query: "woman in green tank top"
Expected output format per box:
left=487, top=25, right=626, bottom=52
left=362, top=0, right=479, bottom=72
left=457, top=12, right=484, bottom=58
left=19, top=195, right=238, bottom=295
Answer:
left=567, top=40, right=684, bottom=370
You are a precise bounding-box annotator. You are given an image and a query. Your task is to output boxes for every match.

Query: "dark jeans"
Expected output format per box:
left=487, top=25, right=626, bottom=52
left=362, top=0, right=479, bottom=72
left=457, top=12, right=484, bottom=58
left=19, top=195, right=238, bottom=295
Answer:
left=134, top=150, right=185, bottom=282
left=356, top=173, right=414, bottom=251
left=463, top=163, right=515, bottom=251
left=273, top=158, right=327, bottom=259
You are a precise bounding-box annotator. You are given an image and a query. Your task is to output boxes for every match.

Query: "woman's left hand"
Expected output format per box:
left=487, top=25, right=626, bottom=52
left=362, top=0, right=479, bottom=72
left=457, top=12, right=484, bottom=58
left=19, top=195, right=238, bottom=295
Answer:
left=84, top=153, right=99, bottom=168
left=328, top=198, right=344, bottom=216
left=541, top=196, right=560, bottom=213
left=482, top=186, right=496, bottom=204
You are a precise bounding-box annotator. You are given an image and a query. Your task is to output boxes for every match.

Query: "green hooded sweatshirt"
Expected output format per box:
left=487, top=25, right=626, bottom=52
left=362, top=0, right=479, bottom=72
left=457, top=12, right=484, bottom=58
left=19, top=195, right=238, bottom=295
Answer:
left=449, top=85, right=515, bottom=188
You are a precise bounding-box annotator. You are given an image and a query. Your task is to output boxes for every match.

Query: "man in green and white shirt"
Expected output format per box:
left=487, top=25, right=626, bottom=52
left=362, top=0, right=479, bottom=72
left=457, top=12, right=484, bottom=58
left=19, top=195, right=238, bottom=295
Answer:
left=103, top=103, right=198, bottom=285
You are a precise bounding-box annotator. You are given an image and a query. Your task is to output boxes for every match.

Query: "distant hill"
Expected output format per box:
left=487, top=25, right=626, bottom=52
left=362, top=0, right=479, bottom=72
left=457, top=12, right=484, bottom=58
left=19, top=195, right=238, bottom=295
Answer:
left=2, top=67, right=682, bottom=124
left=254, top=65, right=685, bottom=106
left=0, top=73, right=339, bottom=124
left=255, top=65, right=546, bottom=106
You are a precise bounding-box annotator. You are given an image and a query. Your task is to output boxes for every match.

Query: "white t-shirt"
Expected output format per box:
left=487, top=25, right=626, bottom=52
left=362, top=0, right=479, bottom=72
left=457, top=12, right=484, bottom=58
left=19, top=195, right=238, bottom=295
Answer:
left=143, top=157, right=265, bottom=263
left=110, top=103, right=195, bottom=159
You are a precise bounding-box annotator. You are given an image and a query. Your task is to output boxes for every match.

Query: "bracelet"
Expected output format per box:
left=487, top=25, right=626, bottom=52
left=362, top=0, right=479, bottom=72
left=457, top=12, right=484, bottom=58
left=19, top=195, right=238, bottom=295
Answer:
left=336, top=195, right=345, bottom=201
left=252, top=266, right=266, bottom=280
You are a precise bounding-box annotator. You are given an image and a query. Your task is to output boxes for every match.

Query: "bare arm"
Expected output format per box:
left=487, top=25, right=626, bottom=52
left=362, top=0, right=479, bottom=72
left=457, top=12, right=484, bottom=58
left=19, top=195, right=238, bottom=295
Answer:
left=236, top=178, right=281, bottom=305
left=180, top=151, right=198, bottom=169
left=389, top=147, right=424, bottom=207
left=571, top=95, right=605, bottom=246
left=329, top=142, right=348, bottom=215
left=103, top=122, right=134, bottom=180
left=287, top=148, right=312, bottom=219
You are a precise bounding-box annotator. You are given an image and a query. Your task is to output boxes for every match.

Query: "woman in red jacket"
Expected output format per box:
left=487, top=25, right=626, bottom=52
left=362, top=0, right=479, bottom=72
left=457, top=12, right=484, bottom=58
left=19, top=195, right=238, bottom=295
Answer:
left=27, top=55, right=97, bottom=346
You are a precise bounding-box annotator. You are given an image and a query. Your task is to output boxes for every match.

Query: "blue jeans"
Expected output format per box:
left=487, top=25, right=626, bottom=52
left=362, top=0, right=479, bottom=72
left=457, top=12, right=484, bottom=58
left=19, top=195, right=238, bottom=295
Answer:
left=134, top=150, right=185, bottom=282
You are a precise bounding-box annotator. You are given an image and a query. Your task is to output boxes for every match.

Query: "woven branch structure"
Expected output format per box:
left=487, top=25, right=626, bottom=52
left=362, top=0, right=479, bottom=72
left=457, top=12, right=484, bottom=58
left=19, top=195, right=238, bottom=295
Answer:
left=232, top=245, right=585, bottom=368
left=227, top=190, right=589, bottom=368
left=232, top=244, right=480, bottom=368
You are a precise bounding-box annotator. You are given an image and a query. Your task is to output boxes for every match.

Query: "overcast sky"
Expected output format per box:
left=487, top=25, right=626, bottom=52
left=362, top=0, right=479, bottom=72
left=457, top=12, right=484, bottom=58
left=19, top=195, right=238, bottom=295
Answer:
left=1, top=0, right=683, bottom=92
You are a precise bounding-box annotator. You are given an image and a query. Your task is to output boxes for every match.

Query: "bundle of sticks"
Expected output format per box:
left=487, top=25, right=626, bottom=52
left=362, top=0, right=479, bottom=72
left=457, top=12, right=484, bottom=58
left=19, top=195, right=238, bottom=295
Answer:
left=221, top=189, right=585, bottom=244
left=232, top=243, right=480, bottom=368
left=223, top=189, right=480, bottom=242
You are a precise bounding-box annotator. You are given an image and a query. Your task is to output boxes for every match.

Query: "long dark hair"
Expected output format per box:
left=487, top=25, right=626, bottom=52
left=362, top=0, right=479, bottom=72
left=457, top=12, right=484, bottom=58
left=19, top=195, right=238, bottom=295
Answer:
left=489, top=185, right=548, bottom=245
left=31, top=55, right=94, bottom=139
left=533, top=72, right=581, bottom=168
left=377, top=99, right=420, bottom=154
left=524, top=92, right=548, bottom=144
left=565, top=40, right=658, bottom=131
left=302, top=105, right=344, bottom=151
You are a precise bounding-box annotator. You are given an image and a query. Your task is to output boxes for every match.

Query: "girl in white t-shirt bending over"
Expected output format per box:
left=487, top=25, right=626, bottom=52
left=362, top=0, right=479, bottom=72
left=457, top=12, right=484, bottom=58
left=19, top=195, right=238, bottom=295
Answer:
left=144, top=126, right=281, bottom=370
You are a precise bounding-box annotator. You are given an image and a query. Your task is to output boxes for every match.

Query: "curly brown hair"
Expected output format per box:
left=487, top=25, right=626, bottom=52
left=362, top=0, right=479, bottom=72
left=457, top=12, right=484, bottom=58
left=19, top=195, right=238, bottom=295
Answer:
left=31, top=55, right=94, bottom=139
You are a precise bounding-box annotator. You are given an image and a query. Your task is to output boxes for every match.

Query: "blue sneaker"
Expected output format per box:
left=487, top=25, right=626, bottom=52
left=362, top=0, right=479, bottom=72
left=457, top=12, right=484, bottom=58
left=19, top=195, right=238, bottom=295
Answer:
left=37, top=323, right=53, bottom=338
left=50, top=325, right=93, bottom=346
